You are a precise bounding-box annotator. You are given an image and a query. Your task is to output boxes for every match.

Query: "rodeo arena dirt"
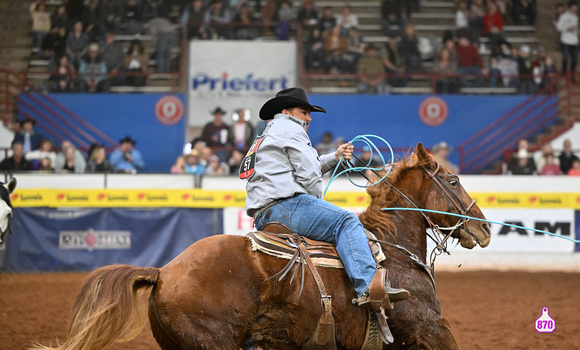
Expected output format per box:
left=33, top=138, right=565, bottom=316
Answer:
left=1, top=270, right=580, bottom=349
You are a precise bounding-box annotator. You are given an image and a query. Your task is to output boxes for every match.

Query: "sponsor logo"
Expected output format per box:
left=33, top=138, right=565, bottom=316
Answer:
left=418, top=97, right=449, bottom=127
left=59, top=228, right=131, bottom=251
left=155, top=96, right=184, bottom=125
left=192, top=73, right=289, bottom=92
left=498, top=221, right=571, bottom=236
left=19, top=193, right=43, bottom=202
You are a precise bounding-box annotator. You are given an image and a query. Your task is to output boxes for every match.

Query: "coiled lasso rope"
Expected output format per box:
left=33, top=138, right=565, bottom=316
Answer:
left=323, top=134, right=580, bottom=244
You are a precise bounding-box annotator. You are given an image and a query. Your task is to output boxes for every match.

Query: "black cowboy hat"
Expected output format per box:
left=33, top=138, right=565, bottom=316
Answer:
left=119, top=136, right=136, bottom=145
left=19, top=117, right=36, bottom=127
left=259, top=87, right=326, bottom=120
left=210, top=106, right=227, bottom=115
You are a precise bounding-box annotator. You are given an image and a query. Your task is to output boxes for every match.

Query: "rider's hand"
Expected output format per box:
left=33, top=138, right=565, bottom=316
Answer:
left=335, top=142, right=354, bottom=161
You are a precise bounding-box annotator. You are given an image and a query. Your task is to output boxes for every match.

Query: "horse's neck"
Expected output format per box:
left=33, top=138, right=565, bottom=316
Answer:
left=383, top=209, right=428, bottom=263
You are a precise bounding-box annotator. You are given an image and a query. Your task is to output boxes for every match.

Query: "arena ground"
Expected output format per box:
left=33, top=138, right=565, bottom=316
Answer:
left=1, top=271, right=579, bottom=349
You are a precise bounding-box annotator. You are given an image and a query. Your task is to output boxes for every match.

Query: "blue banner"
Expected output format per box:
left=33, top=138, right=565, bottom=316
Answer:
left=0, top=207, right=223, bottom=272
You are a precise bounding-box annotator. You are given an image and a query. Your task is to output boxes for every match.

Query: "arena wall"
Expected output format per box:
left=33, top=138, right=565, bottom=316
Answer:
left=2, top=174, right=579, bottom=272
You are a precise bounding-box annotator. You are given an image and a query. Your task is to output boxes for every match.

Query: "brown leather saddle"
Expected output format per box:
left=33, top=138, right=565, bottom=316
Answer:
left=246, top=223, right=386, bottom=350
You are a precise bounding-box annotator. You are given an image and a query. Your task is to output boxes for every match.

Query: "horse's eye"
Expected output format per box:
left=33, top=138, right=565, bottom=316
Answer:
left=448, top=178, right=459, bottom=187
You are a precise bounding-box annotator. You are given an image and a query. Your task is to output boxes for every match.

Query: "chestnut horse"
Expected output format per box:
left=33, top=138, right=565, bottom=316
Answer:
left=33, top=144, right=490, bottom=350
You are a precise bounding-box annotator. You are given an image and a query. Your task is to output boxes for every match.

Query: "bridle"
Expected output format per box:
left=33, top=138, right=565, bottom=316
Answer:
left=349, top=157, right=477, bottom=285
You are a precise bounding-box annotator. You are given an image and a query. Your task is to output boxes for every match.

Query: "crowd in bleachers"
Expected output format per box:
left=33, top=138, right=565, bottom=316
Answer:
left=299, top=0, right=565, bottom=95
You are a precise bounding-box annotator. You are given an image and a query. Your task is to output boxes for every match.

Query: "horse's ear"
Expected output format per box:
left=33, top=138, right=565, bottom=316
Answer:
left=6, top=178, right=16, bottom=194
left=416, top=143, right=436, bottom=169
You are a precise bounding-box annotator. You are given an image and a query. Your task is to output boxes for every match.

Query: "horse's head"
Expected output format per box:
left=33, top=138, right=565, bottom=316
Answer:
left=414, top=143, right=490, bottom=249
left=0, top=178, right=16, bottom=245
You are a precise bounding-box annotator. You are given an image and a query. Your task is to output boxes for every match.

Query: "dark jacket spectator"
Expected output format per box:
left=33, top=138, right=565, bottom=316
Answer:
left=0, top=143, right=33, bottom=171
left=559, top=139, right=580, bottom=174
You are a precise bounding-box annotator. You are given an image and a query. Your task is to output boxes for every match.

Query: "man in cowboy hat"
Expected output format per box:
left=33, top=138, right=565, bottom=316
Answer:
left=241, top=87, right=409, bottom=312
left=11, top=118, right=45, bottom=154
left=201, top=106, right=230, bottom=149
left=431, top=141, right=459, bottom=174
left=110, top=136, right=145, bottom=173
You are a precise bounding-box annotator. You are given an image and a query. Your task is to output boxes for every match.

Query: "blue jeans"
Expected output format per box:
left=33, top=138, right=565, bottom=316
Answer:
left=561, top=43, right=578, bottom=76
left=156, top=32, right=176, bottom=73
left=253, top=194, right=376, bottom=297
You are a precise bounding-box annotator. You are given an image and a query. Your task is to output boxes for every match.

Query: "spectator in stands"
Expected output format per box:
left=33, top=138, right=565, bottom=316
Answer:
left=399, top=24, right=422, bottom=74
left=336, top=6, right=359, bottom=37
left=205, top=155, right=230, bottom=175
left=343, top=27, right=365, bottom=73
left=199, top=146, right=214, bottom=167
left=100, top=0, right=123, bottom=35
left=201, top=106, right=230, bottom=152
left=38, top=157, right=54, bottom=172
left=381, top=0, right=405, bottom=38
left=26, top=139, right=56, bottom=170
left=82, top=0, right=102, bottom=42
left=41, top=24, right=66, bottom=69
left=539, top=153, right=561, bottom=175
left=382, top=35, right=407, bottom=88
left=66, top=21, right=90, bottom=69
left=66, top=0, right=85, bottom=24
left=455, top=1, right=469, bottom=31
left=315, top=131, right=335, bottom=155
left=489, top=42, right=518, bottom=88
left=558, top=139, right=580, bottom=174
left=319, top=7, right=337, bottom=35
left=324, top=25, right=347, bottom=73
left=507, top=138, right=536, bottom=173
left=568, top=158, right=580, bottom=175
left=536, top=143, right=560, bottom=172
left=468, top=0, right=485, bottom=44
left=55, top=143, right=85, bottom=173
left=182, top=0, right=208, bottom=39
left=99, top=32, right=125, bottom=87
left=51, top=5, right=70, bottom=35
left=228, top=109, right=254, bottom=149
left=50, top=55, right=77, bottom=92
left=304, top=27, right=326, bottom=71
left=0, top=143, right=33, bottom=172
left=297, top=0, right=319, bottom=38
left=124, top=39, right=149, bottom=87
left=30, top=1, right=51, bottom=53
left=227, top=148, right=244, bottom=175
left=123, top=0, right=145, bottom=33
left=431, top=141, right=460, bottom=173
left=517, top=45, right=536, bottom=94
left=232, top=4, right=258, bottom=40
left=185, top=150, right=205, bottom=175
left=532, top=46, right=557, bottom=91
left=148, top=16, right=177, bottom=73
left=260, top=0, right=280, bottom=37
left=110, top=136, right=145, bottom=173
left=483, top=2, right=506, bottom=55
left=85, top=143, right=112, bottom=173
left=556, top=1, right=579, bottom=81
left=357, top=44, right=388, bottom=94
left=204, top=1, right=233, bottom=39
left=511, top=0, right=537, bottom=26
left=276, top=1, right=294, bottom=40
left=507, top=149, right=537, bottom=175
left=171, top=155, right=186, bottom=173
left=165, top=0, right=187, bottom=24
left=434, top=48, right=460, bottom=94
left=79, top=43, right=109, bottom=92
left=456, top=34, right=487, bottom=87
left=12, top=118, right=44, bottom=153
left=555, top=2, right=566, bottom=28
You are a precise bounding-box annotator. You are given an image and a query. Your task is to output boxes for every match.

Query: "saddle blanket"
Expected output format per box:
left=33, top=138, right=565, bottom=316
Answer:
left=246, top=229, right=386, bottom=269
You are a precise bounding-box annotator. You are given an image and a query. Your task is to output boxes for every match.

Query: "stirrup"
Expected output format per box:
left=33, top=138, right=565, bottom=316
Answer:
left=352, top=268, right=409, bottom=309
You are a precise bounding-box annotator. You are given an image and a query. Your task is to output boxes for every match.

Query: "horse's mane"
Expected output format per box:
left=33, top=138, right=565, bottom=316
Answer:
left=358, top=153, right=432, bottom=238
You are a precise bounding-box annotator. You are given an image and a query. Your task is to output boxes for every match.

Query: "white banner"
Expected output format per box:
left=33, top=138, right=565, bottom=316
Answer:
left=187, top=41, right=297, bottom=127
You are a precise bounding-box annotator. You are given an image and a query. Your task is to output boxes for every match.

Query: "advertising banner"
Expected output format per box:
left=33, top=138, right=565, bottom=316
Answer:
left=1, top=207, right=223, bottom=272
left=187, top=41, right=297, bottom=127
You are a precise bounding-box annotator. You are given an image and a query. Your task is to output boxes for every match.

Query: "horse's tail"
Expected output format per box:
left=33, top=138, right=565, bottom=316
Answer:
left=30, top=264, right=160, bottom=350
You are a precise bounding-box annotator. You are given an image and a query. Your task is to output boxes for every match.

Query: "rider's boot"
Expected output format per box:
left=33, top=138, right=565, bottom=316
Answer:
left=352, top=267, right=409, bottom=310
